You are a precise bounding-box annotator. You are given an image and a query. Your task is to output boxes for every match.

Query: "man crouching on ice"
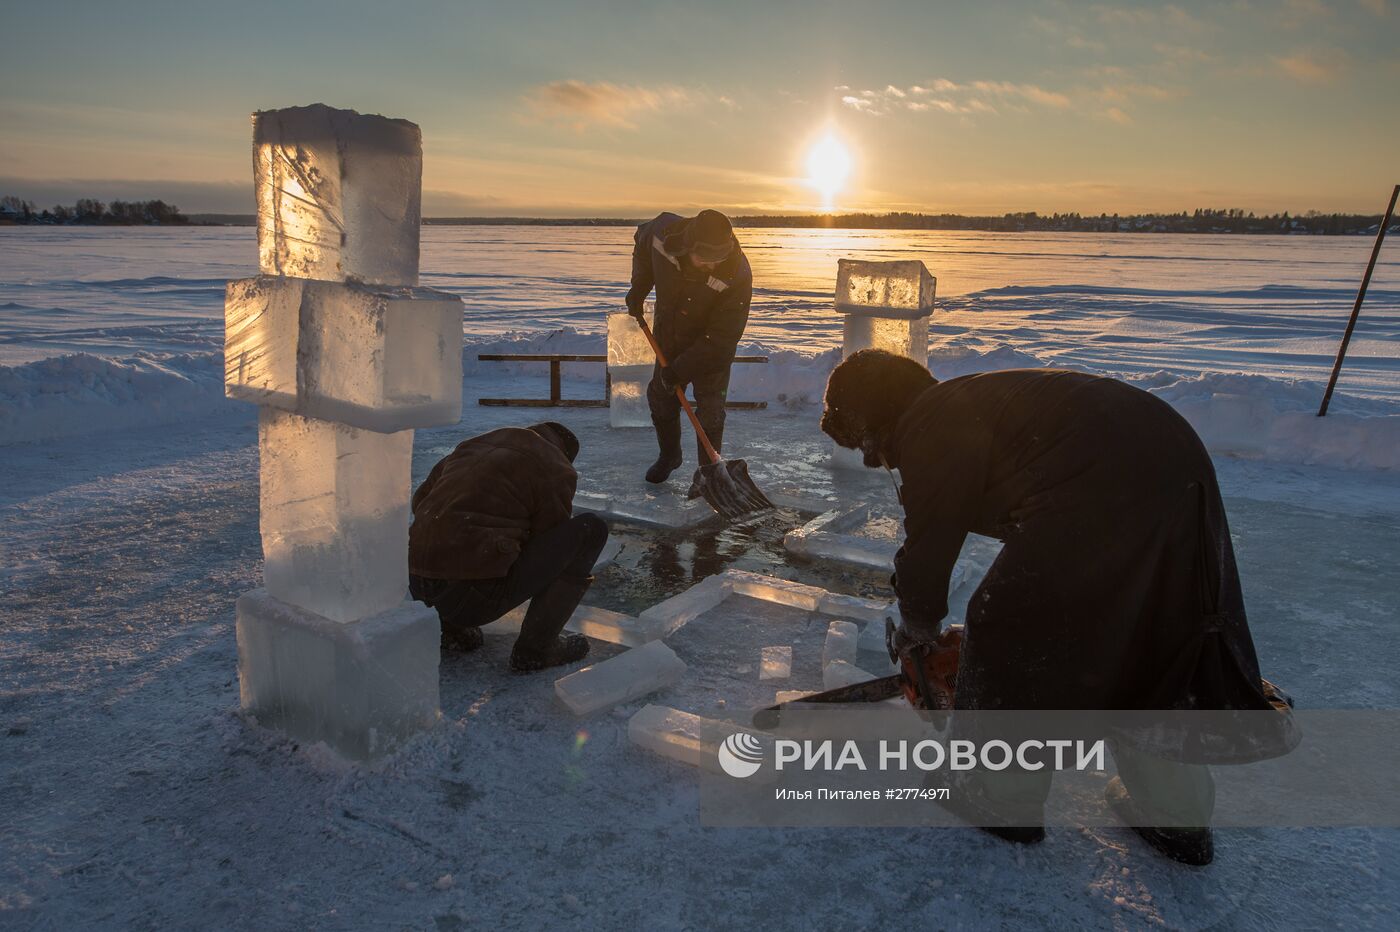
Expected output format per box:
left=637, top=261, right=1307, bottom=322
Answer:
left=821, top=350, right=1292, bottom=866
left=408, top=422, right=608, bottom=672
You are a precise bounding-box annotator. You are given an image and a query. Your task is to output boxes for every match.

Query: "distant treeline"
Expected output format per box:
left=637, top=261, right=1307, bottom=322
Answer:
left=1, top=196, right=188, bottom=225
left=426, top=209, right=1392, bottom=235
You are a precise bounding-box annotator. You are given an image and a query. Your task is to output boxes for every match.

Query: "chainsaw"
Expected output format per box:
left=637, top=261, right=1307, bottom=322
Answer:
left=751, top=618, right=962, bottom=730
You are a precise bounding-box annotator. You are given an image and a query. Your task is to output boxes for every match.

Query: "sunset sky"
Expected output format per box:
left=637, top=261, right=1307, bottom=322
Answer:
left=2, top=0, right=1396, bottom=216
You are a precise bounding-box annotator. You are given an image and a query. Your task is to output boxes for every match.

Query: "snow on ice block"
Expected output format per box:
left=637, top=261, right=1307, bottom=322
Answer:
left=236, top=588, right=438, bottom=760
left=259, top=409, right=412, bottom=623
left=554, top=641, right=687, bottom=716
left=636, top=575, right=730, bottom=640
left=759, top=646, right=792, bottom=681
left=823, top=659, right=877, bottom=691
left=225, top=276, right=463, bottom=431
left=822, top=621, right=860, bottom=670
left=720, top=570, right=824, bottom=611
left=253, top=104, right=422, bottom=286
left=628, top=704, right=773, bottom=775
left=835, top=259, right=936, bottom=319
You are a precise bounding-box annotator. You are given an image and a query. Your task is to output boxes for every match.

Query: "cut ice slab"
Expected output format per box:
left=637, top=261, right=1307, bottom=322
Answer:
left=259, top=409, right=412, bottom=623
left=720, top=569, right=825, bottom=611
left=236, top=589, right=439, bottom=760
left=482, top=603, right=652, bottom=648
left=253, top=104, right=422, bottom=286
left=822, top=620, right=860, bottom=669
left=834, top=258, right=936, bottom=318
left=608, top=363, right=654, bottom=429
left=823, top=659, right=879, bottom=691
left=629, top=704, right=774, bottom=777
left=225, top=276, right=463, bottom=432
left=572, top=491, right=714, bottom=530
left=554, top=641, right=686, bottom=716
left=759, top=646, right=792, bottom=681
left=635, top=575, right=730, bottom=641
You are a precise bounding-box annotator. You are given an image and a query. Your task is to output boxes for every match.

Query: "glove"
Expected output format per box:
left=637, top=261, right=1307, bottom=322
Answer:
left=891, top=616, right=942, bottom=660
left=627, top=299, right=646, bottom=321
left=659, top=365, right=683, bottom=392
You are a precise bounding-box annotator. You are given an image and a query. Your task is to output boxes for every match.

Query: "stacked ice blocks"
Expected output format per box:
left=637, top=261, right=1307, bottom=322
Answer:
left=229, top=104, right=463, bottom=759
left=832, top=259, right=936, bottom=469
left=607, top=307, right=655, bottom=428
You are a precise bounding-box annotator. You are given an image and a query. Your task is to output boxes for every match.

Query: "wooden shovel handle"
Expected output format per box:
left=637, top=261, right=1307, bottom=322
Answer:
left=632, top=315, right=722, bottom=466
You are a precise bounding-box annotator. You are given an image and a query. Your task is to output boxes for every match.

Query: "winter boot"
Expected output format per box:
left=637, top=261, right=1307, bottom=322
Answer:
left=646, top=416, right=684, bottom=484
left=509, top=575, right=593, bottom=672
left=441, top=624, right=484, bottom=653
left=1105, top=775, right=1214, bottom=866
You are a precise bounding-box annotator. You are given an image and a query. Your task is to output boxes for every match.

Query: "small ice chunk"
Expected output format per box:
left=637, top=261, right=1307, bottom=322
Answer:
left=822, top=621, right=860, bottom=669
left=259, top=409, right=412, bottom=622
left=759, top=646, right=793, bottom=681
left=235, top=589, right=438, bottom=759
left=628, top=704, right=772, bottom=775
left=835, top=259, right=936, bottom=317
left=636, top=575, right=731, bottom=639
left=817, top=592, right=893, bottom=624
left=225, top=276, right=463, bottom=431
left=720, top=570, right=824, bottom=611
left=823, top=659, right=877, bottom=691
left=555, top=642, right=686, bottom=716
left=253, top=104, right=422, bottom=286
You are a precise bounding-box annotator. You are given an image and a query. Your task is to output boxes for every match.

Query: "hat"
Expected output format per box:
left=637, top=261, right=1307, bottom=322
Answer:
left=666, top=209, right=735, bottom=263
left=529, top=421, right=579, bottom=462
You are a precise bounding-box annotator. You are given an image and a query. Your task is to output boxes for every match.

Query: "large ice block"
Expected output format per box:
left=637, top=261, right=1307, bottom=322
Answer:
left=720, top=570, right=824, bottom=611
left=628, top=704, right=773, bottom=775
left=236, top=589, right=439, bottom=759
left=608, top=308, right=656, bottom=428
left=225, top=276, right=463, bottom=431
left=554, top=641, right=687, bottom=716
left=253, top=104, right=422, bottom=286
left=259, top=408, right=412, bottom=622
left=822, top=621, right=860, bottom=670
left=835, top=259, right=936, bottom=318
left=636, top=574, right=730, bottom=639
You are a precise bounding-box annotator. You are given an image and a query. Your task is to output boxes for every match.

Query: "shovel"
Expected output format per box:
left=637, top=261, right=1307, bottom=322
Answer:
left=632, top=315, right=774, bottom=521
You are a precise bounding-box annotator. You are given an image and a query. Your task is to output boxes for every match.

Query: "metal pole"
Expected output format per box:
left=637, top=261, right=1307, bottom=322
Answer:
left=1318, top=183, right=1399, bottom=416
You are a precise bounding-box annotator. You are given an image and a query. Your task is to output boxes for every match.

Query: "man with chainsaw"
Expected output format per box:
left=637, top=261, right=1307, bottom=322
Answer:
left=625, top=209, right=753, bottom=490
left=821, top=350, right=1295, bottom=866
left=408, top=421, right=607, bottom=673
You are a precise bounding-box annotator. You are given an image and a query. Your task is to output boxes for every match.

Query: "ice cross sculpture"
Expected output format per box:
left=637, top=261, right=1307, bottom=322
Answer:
left=224, top=104, right=464, bottom=759
left=831, top=259, right=936, bottom=470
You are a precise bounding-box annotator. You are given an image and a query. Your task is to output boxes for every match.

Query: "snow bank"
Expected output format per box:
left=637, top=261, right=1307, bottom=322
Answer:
left=0, top=350, right=231, bottom=444
left=4, top=332, right=1397, bottom=473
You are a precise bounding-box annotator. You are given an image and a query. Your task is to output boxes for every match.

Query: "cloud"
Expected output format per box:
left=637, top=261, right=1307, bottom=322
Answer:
left=1274, top=50, right=1348, bottom=83
left=840, top=79, right=1071, bottom=117
left=523, top=80, right=695, bottom=130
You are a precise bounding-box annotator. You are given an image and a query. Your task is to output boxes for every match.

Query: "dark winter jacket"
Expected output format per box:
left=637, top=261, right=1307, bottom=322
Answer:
left=624, top=212, right=753, bottom=382
left=886, top=369, right=1283, bottom=727
left=409, top=428, right=577, bottom=580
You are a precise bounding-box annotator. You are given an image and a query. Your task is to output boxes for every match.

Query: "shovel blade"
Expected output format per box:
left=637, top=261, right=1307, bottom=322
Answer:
left=694, top=458, right=775, bottom=521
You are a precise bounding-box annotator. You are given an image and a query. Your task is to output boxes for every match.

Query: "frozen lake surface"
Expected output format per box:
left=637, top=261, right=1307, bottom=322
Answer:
left=2, top=226, right=1399, bottom=928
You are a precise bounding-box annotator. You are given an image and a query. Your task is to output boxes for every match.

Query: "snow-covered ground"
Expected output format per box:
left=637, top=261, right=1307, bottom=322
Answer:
left=2, top=227, right=1399, bottom=928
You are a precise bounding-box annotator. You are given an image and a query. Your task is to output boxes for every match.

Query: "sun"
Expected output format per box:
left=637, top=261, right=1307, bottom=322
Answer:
left=806, top=135, right=852, bottom=211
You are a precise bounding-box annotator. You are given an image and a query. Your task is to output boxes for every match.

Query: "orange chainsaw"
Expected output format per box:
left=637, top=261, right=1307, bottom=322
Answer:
left=752, top=619, right=962, bottom=729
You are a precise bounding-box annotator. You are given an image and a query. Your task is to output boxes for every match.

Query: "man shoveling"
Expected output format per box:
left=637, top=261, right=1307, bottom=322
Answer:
left=821, top=350, right=1295, bottom=866
left=625, top=209, right=753, bottom=492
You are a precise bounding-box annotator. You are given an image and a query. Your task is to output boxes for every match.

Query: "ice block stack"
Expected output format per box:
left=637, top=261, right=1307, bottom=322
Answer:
left=226, top=104, right=464, bottom=759
left=831, top=259, right=936, bottom=469
left=607, top=306, right=655, bottom=428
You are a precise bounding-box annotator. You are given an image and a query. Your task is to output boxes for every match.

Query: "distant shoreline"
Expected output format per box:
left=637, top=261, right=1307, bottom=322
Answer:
left=6, top=212, right=1392, bottom=236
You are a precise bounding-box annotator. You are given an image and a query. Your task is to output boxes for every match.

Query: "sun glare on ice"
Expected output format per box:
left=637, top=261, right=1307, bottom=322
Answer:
left=806, top=135, right=851, bottom=211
